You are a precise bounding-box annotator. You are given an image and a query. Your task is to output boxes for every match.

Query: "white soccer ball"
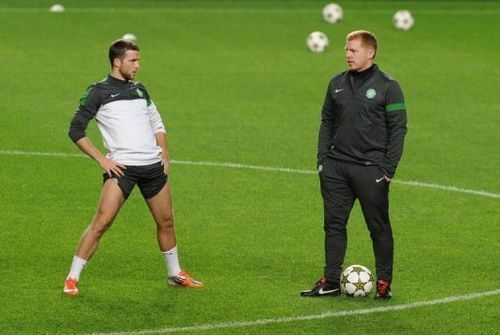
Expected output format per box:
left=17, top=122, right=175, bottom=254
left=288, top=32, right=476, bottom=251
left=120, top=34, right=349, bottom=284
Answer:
left=50, top=4, right=65, bottom=13
left=323, top=3, right=343, bottom=24
left=393, top=10, right=414, bottom=31
left=122, top=33, right=138, bottom=42
left=306, top=31, right=329, bottom=53
left=340, top=264, right=374, bottom=297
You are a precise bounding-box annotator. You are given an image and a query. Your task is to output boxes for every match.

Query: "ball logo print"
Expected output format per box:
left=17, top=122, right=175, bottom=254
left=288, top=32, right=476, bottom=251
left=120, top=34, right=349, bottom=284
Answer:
left=340, top=265, right=374, bottom=297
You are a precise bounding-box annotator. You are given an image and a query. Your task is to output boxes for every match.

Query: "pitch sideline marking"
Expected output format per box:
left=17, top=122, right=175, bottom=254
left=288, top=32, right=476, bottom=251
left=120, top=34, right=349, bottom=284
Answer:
left=89, top=289, right=500, bottom=335
left=1, top=150, right=499, bottom=199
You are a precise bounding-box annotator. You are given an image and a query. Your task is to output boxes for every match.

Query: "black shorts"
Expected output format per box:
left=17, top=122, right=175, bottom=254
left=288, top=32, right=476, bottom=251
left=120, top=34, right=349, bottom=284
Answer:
left=103, top=162, right=168, bottom=200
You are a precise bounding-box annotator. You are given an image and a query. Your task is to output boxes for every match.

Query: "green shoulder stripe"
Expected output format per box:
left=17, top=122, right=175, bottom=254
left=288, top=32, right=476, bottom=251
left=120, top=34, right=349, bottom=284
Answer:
left=79, top=84, right=95, bottom=108
left=147, top=98, right=152, bottom=106
left=386, top=102, right=406, bottom=112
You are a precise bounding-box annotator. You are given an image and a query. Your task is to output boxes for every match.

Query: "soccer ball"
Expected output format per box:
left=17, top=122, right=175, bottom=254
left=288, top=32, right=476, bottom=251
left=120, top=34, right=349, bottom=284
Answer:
left=393, top=10, right=414, bottom=31
left=340, top=265, right=374, bottom=297
left=122, top=33, right=138, bottom=42
left=323, top=3, right=343, bottom=24
left=50, top=4, right=65, bottom=13
left=306, top=31, right=329, bottom=53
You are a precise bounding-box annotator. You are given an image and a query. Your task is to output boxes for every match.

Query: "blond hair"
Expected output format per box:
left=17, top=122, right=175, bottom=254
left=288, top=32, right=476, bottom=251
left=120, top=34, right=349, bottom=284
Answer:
left=346, top=30, right=378, bottom=58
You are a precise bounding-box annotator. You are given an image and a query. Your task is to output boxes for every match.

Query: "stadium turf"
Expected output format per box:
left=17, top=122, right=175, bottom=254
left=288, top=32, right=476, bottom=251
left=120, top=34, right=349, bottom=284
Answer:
left=0, top=1, right=499, bottom=334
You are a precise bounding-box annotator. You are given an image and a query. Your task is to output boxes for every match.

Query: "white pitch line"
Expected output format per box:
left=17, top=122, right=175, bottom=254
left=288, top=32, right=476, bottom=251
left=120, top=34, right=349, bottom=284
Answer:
left=1, top=150, right=499, bottom=199
left=89, top=289, right=500, bottom=335
left=171, top=158, right=315, bottom=175
left=391, top=179, right=500, bottom=199
left=0, top=150, right=87, bottom=159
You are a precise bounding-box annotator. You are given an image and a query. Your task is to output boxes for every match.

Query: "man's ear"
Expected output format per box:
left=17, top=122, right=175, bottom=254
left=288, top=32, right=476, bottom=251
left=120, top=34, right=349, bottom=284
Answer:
left=368, top=48, right=375, bottom=59
left=112, top=57, right=121, bottom=68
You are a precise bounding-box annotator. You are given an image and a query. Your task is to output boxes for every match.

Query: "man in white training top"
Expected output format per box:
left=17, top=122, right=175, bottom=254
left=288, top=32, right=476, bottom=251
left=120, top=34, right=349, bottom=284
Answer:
left=63, top=39, right=203, bottom=296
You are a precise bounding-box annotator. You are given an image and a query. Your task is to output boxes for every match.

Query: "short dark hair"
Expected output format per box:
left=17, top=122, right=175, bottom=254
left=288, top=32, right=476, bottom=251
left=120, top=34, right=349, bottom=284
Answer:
left=108, top=39, right=140, bottom=67
left=346, top=30, right=378, bottom=58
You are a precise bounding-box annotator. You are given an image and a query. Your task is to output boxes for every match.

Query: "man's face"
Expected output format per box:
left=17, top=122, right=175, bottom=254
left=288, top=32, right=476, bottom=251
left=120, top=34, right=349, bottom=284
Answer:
left=345, top=38, right=374, bottom=72
left=116, top=50, right=140, bottom=80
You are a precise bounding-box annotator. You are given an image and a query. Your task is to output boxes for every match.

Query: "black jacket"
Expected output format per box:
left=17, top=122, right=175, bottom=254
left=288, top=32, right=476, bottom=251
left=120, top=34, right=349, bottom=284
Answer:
left=317, top=64, right=407, bottom=178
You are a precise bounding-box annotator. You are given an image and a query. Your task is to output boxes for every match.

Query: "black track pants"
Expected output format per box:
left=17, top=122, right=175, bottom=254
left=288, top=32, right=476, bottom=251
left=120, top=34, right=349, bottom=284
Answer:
left=319, top=158, right=393, bottom=283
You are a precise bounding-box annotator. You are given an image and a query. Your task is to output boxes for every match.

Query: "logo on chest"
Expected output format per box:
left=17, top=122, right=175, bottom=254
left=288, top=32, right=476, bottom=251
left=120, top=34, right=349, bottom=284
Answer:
left=365, top=88, right=376, bottom=99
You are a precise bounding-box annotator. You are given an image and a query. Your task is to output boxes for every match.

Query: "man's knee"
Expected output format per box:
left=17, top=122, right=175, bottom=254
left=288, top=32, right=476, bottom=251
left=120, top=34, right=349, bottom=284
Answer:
left=324, top=210, right=349, bottom=234
left=91, top=211, right=115, bottom=235
left=369, top=228, right=393, bottom=242
left=157, top=213, right=174, bottom=230
left=324, top=219, right=347, bottom=238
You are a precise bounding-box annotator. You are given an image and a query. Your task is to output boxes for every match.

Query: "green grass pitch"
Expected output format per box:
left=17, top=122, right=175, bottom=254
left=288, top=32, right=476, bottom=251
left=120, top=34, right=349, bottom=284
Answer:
left=0, top=1, right=499, bottom=334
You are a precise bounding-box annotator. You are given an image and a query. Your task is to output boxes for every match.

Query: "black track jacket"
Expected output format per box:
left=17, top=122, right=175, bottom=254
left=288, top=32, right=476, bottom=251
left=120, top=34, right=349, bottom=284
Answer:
left=317, top=64, right=407, bottom=178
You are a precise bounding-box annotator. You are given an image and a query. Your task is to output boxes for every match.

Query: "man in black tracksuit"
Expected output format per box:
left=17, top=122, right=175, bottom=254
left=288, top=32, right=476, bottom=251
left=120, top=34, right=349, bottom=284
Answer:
left=301, top=30, right=407, bottom=299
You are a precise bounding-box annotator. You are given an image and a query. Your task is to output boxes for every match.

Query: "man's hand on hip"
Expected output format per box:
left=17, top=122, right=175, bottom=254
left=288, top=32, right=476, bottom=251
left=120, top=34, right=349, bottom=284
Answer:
left=98, top=158, right=126, bottom=177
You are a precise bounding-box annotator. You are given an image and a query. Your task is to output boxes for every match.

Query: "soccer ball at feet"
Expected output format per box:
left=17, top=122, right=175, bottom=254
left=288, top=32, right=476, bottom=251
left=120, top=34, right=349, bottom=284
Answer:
left=322, top=3, right=343, bottom=24
left=340, top=265, right=374, bottom=297
left=306, top=31, right=329, bottom=53
left=393, top=10, right=414, bottom=31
